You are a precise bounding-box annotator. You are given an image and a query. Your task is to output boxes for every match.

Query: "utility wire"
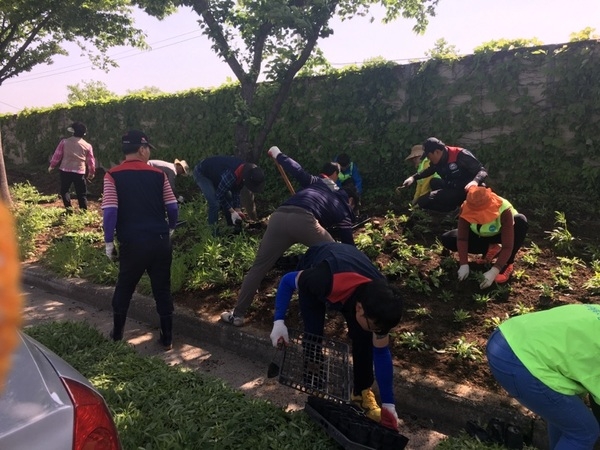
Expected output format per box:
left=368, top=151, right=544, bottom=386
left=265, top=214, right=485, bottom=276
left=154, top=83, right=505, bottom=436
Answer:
left=3, top=30, right=203, bottom=85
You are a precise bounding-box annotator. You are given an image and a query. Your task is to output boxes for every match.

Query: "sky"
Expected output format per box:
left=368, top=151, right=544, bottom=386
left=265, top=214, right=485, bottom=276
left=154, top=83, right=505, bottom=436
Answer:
left=0, top=0, right=598, bottom=114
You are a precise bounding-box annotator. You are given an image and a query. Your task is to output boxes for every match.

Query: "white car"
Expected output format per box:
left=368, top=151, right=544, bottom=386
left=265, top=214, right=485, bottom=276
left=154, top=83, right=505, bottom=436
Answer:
left=0, top=332, right=122, bottom=450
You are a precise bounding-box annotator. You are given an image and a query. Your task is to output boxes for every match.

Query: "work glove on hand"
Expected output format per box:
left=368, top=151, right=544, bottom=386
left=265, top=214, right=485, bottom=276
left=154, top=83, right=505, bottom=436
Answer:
left=270, top=320, right=289, bottom=347
left=464, top=181, right=478, bottom=191
left=480, top=267, right=500, bottom=289
left=402, top=176, right=415, bottom=188
left=105, top=242, right=118, bottom=262
left=47, top=166, right=53, bottom=173
left=177, top=195, right=184, bottom=204
left=268, top=146, right=282, bottom=159
left=457, top=264, right=470, bottom=281
left=230, top=211, right=245, bottom=224
left=169, top=229, right=175, bottom=239
left=381, top=403, right=400, bottom=432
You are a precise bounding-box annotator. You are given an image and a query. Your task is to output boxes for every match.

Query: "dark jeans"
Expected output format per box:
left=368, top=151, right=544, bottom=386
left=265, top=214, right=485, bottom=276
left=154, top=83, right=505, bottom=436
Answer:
left=59, top=170, right=88, bottom=209
left=300, top=293, right=373, bottom=396
left=193, top=164, right=232, bottom=226
left=112, top=235, right=173, bottom=318
left=487, top=329, right=599, bottom=449
left=441, top=214, right=528, bottom=267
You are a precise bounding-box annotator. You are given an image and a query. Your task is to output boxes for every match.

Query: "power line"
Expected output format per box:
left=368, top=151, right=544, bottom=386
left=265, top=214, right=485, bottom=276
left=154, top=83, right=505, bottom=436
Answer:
left=3, top=30, right=203, bottom=85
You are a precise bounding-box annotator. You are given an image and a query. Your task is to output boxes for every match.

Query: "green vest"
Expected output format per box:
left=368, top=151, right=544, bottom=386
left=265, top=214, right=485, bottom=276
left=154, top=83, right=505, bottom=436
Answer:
left=469, top=198, right=517, bottom=237
left=338, top=162, right=353, bottom=183
left=500, top=304, right=600, bottom=403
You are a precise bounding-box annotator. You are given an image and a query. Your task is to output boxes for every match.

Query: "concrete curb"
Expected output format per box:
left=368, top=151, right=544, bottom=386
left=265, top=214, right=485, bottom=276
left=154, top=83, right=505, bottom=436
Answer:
left=22, top=263, right=547, bottom=448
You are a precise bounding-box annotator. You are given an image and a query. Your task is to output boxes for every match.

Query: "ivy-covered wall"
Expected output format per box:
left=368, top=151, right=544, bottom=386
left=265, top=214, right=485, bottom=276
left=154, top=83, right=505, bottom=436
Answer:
left=2, top=40, right=599, bottom=214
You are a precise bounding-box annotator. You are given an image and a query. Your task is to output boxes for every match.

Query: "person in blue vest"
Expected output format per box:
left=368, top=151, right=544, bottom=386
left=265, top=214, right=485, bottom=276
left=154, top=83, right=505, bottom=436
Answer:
left=220, top=147, right=357, bottom=327
left=441, top=186, right=528, bottom=287
left=402, top=137, right=488, bottom=213
left=334, top=153, right=363, bottom=195
left=269, top=242, right=403, bottom=431
left=192, top=156, right=265, bottom=232
left=102, top=130, right=179, bottom=349
left=487, top=304, right=600, bottom=449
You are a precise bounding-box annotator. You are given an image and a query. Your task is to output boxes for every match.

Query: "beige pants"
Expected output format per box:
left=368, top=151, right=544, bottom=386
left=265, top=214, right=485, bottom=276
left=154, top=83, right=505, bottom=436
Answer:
left=233, top=205, right=334, bottom=317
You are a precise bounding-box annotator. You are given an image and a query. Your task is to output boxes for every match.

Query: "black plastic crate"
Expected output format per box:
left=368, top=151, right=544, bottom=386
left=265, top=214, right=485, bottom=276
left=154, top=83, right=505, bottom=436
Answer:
left=270, top=328, right=351, bottom=402
left=305, top=396, right=409, bottom=450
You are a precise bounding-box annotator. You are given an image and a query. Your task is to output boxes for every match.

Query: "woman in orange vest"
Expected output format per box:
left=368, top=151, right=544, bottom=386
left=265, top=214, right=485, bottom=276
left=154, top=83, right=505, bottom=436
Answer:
left=440, top=186, right=528, bottom=288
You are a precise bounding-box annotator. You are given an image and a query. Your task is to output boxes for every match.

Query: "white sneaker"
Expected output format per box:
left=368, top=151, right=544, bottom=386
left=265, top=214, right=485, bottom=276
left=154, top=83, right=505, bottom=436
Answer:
left=220, top=311, right=244, bottom=327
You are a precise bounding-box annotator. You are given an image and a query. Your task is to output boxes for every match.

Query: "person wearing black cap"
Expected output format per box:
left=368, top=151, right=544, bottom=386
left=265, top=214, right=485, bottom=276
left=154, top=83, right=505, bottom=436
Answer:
left=220, top=146, right=356, bottom=327
left=101, top=130, right=179, bottom=350
left=269, top=242, right=403, bottom=430
left=48, top=121, right=95, bottom=212
left=401, top=137, right=488, bottom=213
left=192, top=156, right=265, bottom=232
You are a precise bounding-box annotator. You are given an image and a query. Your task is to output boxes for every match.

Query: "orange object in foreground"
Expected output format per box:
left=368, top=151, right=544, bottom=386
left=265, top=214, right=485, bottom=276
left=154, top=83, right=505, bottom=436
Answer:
left=0, top=201, right=22, bottom=393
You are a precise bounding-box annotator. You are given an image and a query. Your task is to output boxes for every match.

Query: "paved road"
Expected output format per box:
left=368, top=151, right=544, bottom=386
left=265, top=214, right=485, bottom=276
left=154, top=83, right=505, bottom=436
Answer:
left=22, top=283, right=447, bottom=449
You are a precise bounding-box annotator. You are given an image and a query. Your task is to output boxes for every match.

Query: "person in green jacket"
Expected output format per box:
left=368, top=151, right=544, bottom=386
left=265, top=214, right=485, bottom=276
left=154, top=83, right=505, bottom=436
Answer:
left=487, top=304, right=600, bottom=449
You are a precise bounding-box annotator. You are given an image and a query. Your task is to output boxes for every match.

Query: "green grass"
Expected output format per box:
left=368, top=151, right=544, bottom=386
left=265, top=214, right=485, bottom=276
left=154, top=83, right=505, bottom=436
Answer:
left=25, top=321, right=336, bottom=450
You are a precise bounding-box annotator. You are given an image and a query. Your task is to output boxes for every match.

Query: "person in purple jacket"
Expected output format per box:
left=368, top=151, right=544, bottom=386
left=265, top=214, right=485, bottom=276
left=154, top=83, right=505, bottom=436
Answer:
left=221, top=146, right=358, bottom=327
left=269, top=242, right=403, bottom=430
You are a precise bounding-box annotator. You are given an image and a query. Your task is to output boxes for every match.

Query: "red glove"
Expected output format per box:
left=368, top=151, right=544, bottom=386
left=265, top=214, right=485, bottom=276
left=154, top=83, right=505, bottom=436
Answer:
left=381, top=404, right=399, bottom=432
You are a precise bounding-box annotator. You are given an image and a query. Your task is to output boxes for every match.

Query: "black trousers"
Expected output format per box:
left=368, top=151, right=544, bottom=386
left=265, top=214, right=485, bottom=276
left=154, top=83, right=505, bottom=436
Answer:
left=416, top=178, right=466, bottom=213
left=112, top=235, right=173, bottom=318
left=59, top=170, right=88, bottom=209
left=441, top=214, right=529, bottom=267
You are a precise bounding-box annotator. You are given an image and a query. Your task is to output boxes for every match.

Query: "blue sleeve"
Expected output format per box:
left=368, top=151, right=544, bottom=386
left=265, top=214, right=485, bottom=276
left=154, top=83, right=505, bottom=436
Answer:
left=274, top=271, right=299, bottom=321
left=277, top=153, right=319, bottom=188
left=373, top=345, right=394, bottom=404
left=166, top=203, right=178, bottom=229
left=352, top=164, right=363, bottom=194
left=102, top=207, right=118, bottom=243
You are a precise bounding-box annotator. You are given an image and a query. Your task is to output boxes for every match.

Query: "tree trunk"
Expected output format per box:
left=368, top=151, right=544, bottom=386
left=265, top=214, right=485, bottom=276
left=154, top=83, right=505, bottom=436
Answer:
left=0, top=130, right=13, bottom=207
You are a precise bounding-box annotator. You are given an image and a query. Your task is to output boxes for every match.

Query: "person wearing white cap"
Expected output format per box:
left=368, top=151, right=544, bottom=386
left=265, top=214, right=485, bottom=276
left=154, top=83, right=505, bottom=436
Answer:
left=148, top=158, right=190, bottom=202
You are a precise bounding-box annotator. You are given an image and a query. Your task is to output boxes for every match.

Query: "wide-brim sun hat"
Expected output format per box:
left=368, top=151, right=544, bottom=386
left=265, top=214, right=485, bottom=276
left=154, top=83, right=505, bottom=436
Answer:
left=460, top=186, right=503, bottom=224
left=405, top=145, right=424, bottom=161
left=174, top=159, right=190, bottom=175
left=242, top=163, right=265, bottom=193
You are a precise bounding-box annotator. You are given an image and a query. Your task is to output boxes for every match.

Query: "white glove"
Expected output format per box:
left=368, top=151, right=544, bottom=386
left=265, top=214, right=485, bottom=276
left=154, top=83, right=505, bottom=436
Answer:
left=270, top=320, right=289, bottom=347
left=105, top=242, right=117, bottom=262
left=231, top=211, right=245, bottom=224
left=480, top=267, right=500, bottom=289
left=464, top=181, right=478, bottom=191
left=402, top=176, right=415, bottom=188
left=169, top=229, right=175, bottom=239
left=177, top=195, right=184, bottom=204
left=47, top=166, right=53, bottom=173
left=457, top=264, right=470, bottom=281
left=268, top=146, right=282, bottom=159
left=381, top=403, right=400, bottom=431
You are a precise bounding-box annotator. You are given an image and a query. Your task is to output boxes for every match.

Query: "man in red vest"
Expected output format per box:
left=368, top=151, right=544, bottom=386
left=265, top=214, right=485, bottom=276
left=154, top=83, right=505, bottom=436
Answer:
left=402, top=137, right=488, bottom=213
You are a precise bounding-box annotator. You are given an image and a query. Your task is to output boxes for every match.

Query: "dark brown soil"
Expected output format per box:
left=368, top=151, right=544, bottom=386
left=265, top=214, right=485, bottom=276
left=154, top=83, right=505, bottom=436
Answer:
left=11, top=165, right=600, bottom=395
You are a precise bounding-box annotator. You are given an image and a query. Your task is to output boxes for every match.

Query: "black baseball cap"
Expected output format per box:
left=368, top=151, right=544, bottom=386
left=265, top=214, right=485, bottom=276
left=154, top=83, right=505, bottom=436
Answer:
left=122, top=130, right=155, bottom=150
left=242, top=163, right=265, bottom=193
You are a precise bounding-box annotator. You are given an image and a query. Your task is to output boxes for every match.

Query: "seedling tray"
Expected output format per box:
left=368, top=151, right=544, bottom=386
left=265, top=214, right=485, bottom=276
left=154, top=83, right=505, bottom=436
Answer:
left=271, top=328, right=351, bottom=402
left=305, top=396, right=409, bottom=450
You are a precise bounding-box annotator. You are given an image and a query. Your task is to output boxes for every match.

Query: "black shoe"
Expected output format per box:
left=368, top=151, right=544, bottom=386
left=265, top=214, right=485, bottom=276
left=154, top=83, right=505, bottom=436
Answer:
left=110, top=313, right=126, bottom=341
left=159, top=315, right=173, bottom=350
